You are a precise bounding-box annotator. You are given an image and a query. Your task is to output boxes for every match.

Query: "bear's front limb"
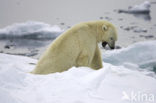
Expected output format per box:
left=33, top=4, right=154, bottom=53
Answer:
left=90, top=45, right=103, bottom=70
left=76, top=50, right=90, bottom=67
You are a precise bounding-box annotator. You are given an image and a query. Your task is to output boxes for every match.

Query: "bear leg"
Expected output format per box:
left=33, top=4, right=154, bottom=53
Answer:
left=90, top=45, right=103, bottom=69
left=76, top=50, right=90, bottom=67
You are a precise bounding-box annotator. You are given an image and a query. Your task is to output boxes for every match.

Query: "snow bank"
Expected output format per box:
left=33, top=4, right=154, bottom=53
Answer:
left=103, top=41, right=156, bottom=73
left=0, top=21, right=63, bottom=39
left=0, top=41, right=156, bottom=103
left=119, top=1, right=151, bottom=14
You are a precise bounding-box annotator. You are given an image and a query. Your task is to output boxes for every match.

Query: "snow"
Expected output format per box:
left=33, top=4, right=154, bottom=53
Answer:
left=0, top=21, right=63, bottom=39
left=103, top=41, right=156, bottom=74
left=129, top=1, right=151, bottom=13
left=119, top=1, right=151, bottom=14
left=0, top=41, right=156, bottom=103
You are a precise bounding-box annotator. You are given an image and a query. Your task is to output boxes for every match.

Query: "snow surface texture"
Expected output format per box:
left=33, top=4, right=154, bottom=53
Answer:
left=119, top=1, right=151, bottom=14
left=103, top=41, right=156, bottom=74
left=0, top=41, right=156, bottom=103
left=0, top=21, right=63, bottom=39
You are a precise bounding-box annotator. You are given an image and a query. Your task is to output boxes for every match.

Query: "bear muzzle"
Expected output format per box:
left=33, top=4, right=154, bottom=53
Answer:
left=102, top=42, right=115, bottom=50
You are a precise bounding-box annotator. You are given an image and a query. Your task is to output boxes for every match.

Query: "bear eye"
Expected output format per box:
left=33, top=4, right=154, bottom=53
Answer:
left=110, top=37, right=113, bottom=40
left=102, top=25, right=107, bottom=31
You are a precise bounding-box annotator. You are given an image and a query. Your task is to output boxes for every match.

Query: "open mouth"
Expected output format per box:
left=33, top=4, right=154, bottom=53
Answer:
left=102, top=42, right=108, bottom=48
left=102, top=42, right=115, bottom=49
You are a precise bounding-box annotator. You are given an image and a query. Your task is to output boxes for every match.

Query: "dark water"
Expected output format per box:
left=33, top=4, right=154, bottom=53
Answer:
left=0, top=39, right=53, bottom=58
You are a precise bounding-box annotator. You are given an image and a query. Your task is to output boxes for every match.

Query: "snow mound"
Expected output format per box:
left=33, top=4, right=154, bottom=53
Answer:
left=119, top=1, right=151, bottom=14
left=0, top=41, right=156, bottom=103
left=103, top=41, right=156, bottom=73
left=0, top=21, right=63, bottom=39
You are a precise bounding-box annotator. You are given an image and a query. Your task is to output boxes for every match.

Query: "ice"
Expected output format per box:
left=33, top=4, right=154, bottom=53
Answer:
left=102, top=40, right=156, bottom=72
left=119, top=1, right=151, bottom=14
left=0, top=41, right=156, bottom=103
left=0, top=21, right=63, bottom=39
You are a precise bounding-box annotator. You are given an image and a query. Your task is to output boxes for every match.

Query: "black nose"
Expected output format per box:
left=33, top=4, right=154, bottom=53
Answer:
left=110, top=46, right=115, bottom=49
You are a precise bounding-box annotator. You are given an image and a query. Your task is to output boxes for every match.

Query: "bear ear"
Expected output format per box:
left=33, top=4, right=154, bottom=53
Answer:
left=102, top=25, right=108, bottom=31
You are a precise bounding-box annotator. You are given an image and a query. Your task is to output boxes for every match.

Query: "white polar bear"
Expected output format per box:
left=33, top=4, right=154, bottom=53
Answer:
left=31, top=20, right=118, bottom=74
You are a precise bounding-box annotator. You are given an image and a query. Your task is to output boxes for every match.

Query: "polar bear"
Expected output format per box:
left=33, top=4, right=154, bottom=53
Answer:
left=31, top=20, right=118, bottom=74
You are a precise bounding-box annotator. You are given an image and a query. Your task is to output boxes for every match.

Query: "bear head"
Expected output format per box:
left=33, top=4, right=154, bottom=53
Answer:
left=97, top=21, right=118, bottom=49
